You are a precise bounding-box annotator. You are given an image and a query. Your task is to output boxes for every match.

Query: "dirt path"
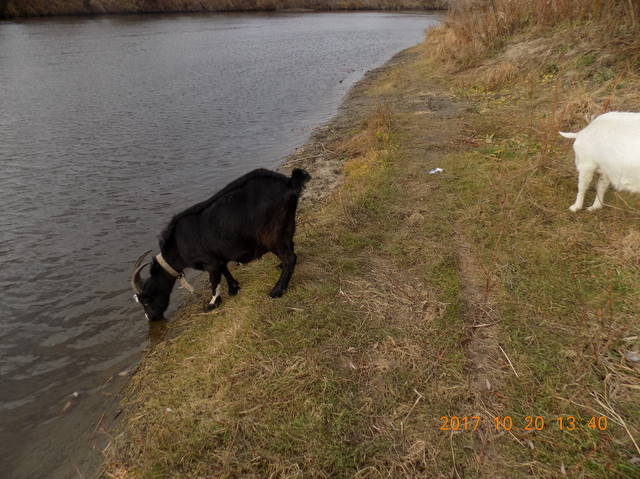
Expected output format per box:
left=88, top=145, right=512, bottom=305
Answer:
left=386, top=67, right=511, bottom=476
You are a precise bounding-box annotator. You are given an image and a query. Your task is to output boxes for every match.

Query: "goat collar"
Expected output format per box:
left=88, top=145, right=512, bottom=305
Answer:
left=155, top=253, right=195, bottom=294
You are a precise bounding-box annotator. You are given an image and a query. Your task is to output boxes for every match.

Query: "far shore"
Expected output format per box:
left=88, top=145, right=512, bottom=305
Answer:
left=1, top=1, right=446, bottom=20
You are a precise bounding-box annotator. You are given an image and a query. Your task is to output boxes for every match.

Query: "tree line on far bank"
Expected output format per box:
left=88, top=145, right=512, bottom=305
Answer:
left=1, top=0, right=447, bottom=18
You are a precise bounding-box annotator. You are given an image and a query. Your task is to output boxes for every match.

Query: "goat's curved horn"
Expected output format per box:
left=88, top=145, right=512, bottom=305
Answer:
left=131, top=250, right=152, bottom=295
left=131, top=263, right=150, bottom=295
left=133, top=250, right=152, bottom=269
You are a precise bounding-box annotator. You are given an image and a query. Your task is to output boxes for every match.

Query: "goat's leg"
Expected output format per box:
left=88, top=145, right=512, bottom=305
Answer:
left=269, top=245, right=297, bottom=298
left=221, top=264, right=240, bottom=296
left=570, top=164, right=595, bottom=212
left=588, top=173, right=610, bottom=211
left=207, top=269, right=222, bottom=310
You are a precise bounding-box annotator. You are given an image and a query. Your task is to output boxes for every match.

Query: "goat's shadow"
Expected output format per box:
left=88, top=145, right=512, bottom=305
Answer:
left=147, top=319, right=169, bottom=347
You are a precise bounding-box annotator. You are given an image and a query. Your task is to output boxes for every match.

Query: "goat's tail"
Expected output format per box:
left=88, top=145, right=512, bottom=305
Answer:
left=289, top=168, right=311, bottom=193
left=559, top=131, right=579, bottom=139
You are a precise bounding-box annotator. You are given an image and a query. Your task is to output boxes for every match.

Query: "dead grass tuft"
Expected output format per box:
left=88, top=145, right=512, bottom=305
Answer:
left=603, top=230, right=640, bottom=266
left=337, top=103, right=393, bottom=157
left=478, top=61, right=520, bottom=90
left=426, top=0, right=640, bottom=69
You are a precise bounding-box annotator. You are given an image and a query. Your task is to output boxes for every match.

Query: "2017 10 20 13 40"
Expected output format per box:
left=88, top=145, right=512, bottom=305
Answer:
left=438, top=415, right=608, bottom=431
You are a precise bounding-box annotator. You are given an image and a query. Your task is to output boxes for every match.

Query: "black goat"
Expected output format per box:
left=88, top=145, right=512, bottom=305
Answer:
left=131, top=168, right=310, bottom=320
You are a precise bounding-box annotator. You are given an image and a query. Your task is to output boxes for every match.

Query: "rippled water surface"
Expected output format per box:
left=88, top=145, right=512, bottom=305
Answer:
left=0, top=11, right=439, bottom=477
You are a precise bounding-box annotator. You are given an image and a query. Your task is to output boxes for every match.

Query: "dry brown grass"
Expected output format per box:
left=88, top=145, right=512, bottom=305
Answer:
left=336, top=103, right=392, bottom=156
left=411, top=1, right=640, bottom=468
left=427, top=0, right=640, bottom=68
left=476, top=61, right=520, bottom=90
left=426, top=0, right=640, bottom=151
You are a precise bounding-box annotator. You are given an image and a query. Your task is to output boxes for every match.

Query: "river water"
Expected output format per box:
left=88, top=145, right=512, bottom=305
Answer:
left=0, top=11, right=440, bottom=477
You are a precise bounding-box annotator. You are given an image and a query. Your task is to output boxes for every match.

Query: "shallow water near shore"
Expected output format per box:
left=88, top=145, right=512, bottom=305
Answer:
left=0, top=10, right=440, bottom=478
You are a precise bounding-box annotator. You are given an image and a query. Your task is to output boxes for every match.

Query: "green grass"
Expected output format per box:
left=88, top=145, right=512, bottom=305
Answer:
left=438, top=127, right=640, bottom=476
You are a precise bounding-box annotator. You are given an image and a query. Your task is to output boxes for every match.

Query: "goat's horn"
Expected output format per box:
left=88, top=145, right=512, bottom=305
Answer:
left=133, top=250, right=152, bottom=269
left=131, top=262, right=150, bottom=295
left=131, top=250, right=152, bottom=294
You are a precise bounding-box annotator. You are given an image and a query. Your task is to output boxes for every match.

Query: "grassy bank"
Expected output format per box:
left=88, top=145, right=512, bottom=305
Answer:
left=1, top=0, right=445, bottom=18
left=105, top=3, right=640, bottom=477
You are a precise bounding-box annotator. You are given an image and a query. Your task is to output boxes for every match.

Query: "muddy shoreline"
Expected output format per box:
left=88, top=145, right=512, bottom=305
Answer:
left=280, top=47, right=422, bottom=203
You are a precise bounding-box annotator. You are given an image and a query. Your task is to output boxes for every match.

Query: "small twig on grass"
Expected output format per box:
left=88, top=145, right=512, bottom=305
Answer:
left=320, top=142, right=336, bottom=155
left=470, top=320, right=501, bottom=328
left=528, top=199, right=560, bottom=215
left=608, top=192, right=640, bottom=216
left=480, top=403, right=526, bottom=448
left=592, top=391, right=640, bottom=456
left=554, top=396, right=607, bottom=418
left=239, top=405, right=263, bottom=415
left=498, top=345, right=519, bottom=378
left=450, top=430, right=462, bottom=479
left=403, top=389, right=424, bottom=424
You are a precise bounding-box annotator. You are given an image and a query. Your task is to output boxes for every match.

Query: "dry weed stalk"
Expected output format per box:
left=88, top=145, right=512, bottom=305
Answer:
left=428, top=0, right=640, bottom=67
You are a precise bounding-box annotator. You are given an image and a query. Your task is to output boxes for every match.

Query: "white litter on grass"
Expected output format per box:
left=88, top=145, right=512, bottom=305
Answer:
left=626, top=351, right=640, bottom=362
left=429, top=168, right=444, bottom=174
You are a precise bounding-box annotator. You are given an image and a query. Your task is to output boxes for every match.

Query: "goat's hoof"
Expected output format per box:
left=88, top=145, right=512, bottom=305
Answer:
left=587, top=204, right=602, bottom=211
left=228, top=284, right=240, bottom=296
left=569, top=204, right=581, bottom=212
left=206, top=297, right=222, bottom=311
left=269, top=288, right=285, bottom=298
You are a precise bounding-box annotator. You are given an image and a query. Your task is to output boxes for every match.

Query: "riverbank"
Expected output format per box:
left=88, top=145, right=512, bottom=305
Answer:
left=105, top=9, right=640, bottom=479
left=1, top=1, right=445, bottom=19
left=0, top=12, right=436, bottom=479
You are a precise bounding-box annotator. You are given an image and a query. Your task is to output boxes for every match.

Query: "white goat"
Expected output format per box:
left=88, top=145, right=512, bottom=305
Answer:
left=560, top=111, right=640, bottom=212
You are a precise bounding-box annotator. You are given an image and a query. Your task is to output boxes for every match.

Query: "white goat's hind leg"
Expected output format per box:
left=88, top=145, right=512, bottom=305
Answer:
left=570, top=165, right=595, bottom=212
left=587, top=173, right=610, bottom=211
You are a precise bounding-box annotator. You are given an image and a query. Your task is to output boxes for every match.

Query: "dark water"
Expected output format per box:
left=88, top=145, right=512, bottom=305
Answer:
left=0, top=11, right=439, bottom=477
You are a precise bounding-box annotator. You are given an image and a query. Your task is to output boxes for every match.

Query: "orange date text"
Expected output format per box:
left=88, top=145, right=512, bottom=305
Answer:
left=439, top=415, right=608, bottom=431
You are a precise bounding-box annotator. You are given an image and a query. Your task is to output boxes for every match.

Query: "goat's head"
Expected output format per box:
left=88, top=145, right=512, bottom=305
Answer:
left=130, top=250, right=171, bottom=321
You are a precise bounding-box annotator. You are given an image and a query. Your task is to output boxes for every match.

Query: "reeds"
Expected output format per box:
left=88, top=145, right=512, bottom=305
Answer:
left=428, top=0, right=640, bottom=67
